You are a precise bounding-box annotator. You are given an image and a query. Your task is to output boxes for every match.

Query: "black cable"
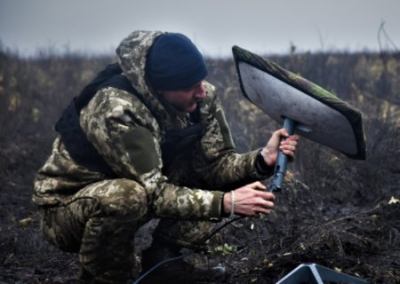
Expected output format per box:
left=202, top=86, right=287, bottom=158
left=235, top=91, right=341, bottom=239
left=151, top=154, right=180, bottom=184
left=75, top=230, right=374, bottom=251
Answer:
left=203, top=216, right=244, bottom=243
left=132, top=253, right=192, bottom=284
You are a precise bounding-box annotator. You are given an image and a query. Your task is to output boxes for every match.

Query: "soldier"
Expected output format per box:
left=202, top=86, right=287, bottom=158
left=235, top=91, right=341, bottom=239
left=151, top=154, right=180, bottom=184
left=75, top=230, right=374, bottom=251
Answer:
left=33, top=30, right=299, bottom=283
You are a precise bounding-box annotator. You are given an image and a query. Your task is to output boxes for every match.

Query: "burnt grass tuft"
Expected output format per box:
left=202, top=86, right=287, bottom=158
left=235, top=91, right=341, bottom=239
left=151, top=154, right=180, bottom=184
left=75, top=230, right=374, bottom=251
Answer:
left=1, top=48, right=400, bottom=283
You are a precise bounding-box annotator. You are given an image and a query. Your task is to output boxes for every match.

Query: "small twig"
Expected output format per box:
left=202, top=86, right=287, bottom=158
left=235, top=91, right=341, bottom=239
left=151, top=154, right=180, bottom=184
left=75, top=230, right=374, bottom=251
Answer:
left=323, top=204, right=382, bottom=227
left=378, top=21, right=399, bottom=53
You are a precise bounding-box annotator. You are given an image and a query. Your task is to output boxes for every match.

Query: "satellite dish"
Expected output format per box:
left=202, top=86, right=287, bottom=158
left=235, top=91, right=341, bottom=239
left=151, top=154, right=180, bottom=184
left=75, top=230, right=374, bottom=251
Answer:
left=232, top=46, right=366, bottom=190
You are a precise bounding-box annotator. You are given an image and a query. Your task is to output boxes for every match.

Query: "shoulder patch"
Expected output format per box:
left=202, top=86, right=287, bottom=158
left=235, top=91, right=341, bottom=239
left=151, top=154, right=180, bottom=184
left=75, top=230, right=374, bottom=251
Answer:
left=121, top=126, right=160, bottom=175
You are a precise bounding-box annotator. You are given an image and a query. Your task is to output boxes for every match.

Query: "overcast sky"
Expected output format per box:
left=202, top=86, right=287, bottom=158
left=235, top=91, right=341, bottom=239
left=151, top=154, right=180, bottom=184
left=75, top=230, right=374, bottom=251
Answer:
left=1, top=0, right=399, bottom=58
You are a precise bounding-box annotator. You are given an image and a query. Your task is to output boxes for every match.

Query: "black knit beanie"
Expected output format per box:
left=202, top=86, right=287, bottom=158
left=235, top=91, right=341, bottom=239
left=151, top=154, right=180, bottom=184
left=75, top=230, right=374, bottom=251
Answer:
left=146, top=33, right=208, bottom=91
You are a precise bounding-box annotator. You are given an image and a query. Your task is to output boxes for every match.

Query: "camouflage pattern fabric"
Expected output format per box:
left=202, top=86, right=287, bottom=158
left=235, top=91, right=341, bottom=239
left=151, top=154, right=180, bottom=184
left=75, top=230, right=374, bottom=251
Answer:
left=40, top=179, right=148, bottom=282
left=33, top=30, right=273, bottom=281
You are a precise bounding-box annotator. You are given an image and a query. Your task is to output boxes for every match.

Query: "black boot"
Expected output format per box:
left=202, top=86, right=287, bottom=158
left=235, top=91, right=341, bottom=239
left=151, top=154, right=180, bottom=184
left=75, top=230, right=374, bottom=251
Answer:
left=78, top=265, right=133, bottom=284
left=138, top=241, right=226, bottom=283
left=78, top=266, right=94, bottom=283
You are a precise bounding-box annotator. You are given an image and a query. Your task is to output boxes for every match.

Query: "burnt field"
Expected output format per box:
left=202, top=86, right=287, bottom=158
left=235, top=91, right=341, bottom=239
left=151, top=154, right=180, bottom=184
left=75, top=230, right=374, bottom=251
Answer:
left=0, top=47, right=400, bottom=283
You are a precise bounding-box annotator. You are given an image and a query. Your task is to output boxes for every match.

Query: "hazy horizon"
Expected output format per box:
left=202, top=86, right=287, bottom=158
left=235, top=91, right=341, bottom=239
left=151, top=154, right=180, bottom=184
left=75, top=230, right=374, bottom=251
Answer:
left=1, top=0, right=399, bottom=58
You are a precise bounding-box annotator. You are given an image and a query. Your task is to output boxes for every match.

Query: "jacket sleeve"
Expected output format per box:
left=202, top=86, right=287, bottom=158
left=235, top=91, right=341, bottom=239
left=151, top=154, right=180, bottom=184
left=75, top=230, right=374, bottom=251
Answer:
left=80, top=88, right=224, bottom=221
left=192, top=87, right=273, bottom=190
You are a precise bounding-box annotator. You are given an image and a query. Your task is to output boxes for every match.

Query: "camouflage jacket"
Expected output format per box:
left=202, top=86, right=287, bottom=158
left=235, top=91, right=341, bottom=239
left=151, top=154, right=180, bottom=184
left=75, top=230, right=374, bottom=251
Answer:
left=33, top=31, right=271, bottom=221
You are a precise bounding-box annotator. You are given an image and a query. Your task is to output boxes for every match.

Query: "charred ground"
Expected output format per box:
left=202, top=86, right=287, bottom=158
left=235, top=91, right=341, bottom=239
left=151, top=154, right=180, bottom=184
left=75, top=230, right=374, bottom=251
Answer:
left=1, top=48, right=400, bottom=283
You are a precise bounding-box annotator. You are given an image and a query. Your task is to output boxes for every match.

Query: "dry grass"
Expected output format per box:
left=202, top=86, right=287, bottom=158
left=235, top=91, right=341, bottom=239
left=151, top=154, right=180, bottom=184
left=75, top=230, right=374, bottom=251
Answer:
left=1, top=48, right=400, bottom=283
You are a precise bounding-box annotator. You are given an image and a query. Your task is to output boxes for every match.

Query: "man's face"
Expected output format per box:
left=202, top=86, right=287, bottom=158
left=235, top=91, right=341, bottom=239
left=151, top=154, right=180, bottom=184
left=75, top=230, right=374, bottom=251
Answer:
left=158, top=81, right=207, bottom=113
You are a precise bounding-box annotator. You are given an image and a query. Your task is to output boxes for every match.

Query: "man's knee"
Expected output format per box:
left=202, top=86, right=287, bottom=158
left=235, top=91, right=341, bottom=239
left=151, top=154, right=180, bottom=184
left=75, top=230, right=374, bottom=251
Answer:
left=84, top=179, right=149, bottom=220
left=39, top=179, right=148, bottom=252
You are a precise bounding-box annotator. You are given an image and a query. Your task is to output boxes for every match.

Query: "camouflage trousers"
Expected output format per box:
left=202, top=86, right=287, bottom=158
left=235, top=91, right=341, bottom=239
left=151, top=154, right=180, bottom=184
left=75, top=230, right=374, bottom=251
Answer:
left=39, top=177, right=216, bottom=282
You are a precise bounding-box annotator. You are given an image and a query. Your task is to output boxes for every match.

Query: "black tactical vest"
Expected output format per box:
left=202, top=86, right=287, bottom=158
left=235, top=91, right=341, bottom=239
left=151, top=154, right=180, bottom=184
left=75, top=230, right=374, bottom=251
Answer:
left=55, top=63, right=201, bottom=177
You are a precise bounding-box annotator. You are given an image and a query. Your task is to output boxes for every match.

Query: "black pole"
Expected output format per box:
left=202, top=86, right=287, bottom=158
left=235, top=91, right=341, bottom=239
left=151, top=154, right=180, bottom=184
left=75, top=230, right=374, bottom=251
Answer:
left=270, top=117, right=295, bottom=192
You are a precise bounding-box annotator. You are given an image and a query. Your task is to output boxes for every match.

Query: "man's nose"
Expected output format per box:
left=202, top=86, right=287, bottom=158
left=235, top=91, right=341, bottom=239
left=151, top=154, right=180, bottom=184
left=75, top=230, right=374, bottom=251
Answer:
left=194, top=83, right=207, bottom=100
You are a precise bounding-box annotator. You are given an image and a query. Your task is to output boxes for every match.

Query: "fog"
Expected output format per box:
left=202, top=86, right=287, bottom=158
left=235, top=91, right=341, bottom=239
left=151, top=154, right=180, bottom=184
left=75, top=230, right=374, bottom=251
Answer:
left=1, top=0, right=399, bottom=57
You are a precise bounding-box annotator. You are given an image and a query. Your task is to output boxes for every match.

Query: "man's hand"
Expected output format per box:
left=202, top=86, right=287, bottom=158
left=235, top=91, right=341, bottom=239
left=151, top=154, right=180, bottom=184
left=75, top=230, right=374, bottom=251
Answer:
left=261, top=128, right=299, bottom=166
left=223, top=182, right=275, bottom=217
